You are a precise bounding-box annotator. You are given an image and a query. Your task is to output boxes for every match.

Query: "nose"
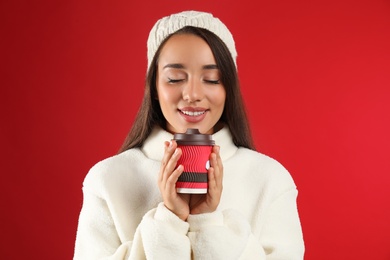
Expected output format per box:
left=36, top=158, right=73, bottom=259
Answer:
left=182, top=79, right=203, bottom=103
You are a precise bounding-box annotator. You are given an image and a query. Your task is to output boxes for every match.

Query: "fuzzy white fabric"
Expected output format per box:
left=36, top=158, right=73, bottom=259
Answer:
left=74, top=126, right=304, bottom=259
left=147, top=10, right=237, bottom=69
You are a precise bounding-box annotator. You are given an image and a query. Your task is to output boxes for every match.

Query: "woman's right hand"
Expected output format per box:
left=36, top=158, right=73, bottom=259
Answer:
left=158, top=140, right=190, bottom=221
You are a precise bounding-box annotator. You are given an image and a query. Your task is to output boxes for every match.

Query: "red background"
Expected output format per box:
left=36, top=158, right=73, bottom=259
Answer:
left=1, top=0, right=390, bottom=259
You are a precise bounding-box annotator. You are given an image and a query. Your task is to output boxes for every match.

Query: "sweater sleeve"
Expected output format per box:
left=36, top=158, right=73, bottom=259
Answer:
left=259, top=187, right=305, bottom=260
left=186, top=188, right=304, bottom=260
left=74, top=187, right=127, bottom=260
left=134, top=203, right=191, bottom=259
left=74, top=188, right=191, bottom=260
left=187, top=210, right=266, bottom=260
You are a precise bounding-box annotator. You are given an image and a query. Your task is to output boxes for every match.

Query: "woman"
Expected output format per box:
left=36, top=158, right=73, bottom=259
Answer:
left=74, top=10, right=304, bottom=259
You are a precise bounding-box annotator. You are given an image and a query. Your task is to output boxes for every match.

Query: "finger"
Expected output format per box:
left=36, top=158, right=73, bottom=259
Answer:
left=158, top=141, right=170, bottom=183
left=207, top=166, right=222, bottom=208
left=211, top=146, right=223, bottom=187
left=160, top=141, right=178, bottom=182
left=213, top=145, right=223, bottom=168
left=162, top=147, right=182, bottom=187
left=166, top=164, right=184, bottom=195
left=161, top=141, right=176, bottom=169
left=208, top=153, right=221, bottom=191
left=207, top=165, right=217, bottom=190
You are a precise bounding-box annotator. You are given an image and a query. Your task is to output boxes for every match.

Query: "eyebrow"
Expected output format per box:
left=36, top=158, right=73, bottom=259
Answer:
left=202, top=64, right=218, bottom=70
left=163, top=63, right=185, bottom=69
left=163, top=63, right=219, bottom=70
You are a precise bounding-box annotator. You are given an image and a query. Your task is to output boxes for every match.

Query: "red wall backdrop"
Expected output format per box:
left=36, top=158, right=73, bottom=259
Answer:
left=1, top=0, right=390, bottom=259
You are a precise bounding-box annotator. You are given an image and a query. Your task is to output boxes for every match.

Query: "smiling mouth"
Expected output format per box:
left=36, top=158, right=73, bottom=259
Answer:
left=180, top=110, right=206, bottom=116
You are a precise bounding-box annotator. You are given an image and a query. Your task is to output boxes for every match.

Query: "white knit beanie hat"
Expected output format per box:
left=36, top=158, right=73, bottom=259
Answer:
left=147, top=10, right=237, bottom=69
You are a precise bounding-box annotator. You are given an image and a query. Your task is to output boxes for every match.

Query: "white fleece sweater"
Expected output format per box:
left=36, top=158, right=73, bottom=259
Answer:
left=74, top=126, right=304, bottom=259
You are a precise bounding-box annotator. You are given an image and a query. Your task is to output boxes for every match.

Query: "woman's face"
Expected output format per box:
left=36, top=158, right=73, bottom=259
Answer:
left=156, top=33, right=226, bottom=134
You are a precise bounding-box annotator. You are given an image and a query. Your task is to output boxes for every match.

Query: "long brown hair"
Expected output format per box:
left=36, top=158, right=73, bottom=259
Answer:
left=119, top=26, right=255, bottom=152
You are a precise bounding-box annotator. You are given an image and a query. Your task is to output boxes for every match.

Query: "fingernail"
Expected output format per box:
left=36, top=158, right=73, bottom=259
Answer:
left=169, top=141, right=173, bottom=148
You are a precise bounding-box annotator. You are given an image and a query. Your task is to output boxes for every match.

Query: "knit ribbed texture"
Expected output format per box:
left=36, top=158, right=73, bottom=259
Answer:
left=147, top=10, right=237, bottom=69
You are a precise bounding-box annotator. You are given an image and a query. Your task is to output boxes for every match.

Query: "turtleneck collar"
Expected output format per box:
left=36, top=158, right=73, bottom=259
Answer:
left=141, top=126, right=238, bottom=162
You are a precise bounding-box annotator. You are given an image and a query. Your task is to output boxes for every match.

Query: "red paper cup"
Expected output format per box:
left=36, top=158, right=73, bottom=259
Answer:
left=174, top=129, right=215, bottom=194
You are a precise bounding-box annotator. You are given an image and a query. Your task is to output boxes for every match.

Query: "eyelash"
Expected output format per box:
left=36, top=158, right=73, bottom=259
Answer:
left=205, top=80, right=220, bottom=84
left=167, top=78, right=220, bottom=84
left=167, top=78, right=183, bottom=83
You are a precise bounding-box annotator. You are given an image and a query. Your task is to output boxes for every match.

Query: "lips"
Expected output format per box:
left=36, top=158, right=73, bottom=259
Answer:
left=179, top=107, right=208, bottom=122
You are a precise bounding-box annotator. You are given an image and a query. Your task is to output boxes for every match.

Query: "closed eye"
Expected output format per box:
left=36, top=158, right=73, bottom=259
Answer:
left=168, top=78, right=184, bottom=84
left=204, top=79, right=220, bottom=84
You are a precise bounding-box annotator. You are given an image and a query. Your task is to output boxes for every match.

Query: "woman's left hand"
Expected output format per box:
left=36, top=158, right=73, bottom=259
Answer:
left=189, top=145, right=223, bottom=215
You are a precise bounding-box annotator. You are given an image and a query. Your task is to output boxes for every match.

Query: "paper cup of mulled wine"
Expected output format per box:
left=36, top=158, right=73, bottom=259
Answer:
left=173, top=128, right=215, bottom=194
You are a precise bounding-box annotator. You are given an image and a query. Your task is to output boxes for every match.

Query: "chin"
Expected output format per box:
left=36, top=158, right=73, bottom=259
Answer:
left=170, top=127, right=187, bottom=134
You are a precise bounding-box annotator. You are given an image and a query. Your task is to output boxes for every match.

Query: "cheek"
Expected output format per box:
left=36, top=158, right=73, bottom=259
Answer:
left=214, top=88, right=226, bottom=108
left=157, top=85, right=178, bottom=106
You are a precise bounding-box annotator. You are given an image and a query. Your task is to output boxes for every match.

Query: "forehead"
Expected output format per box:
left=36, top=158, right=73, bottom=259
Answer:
left=158, top=34, right=216, bottom=66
